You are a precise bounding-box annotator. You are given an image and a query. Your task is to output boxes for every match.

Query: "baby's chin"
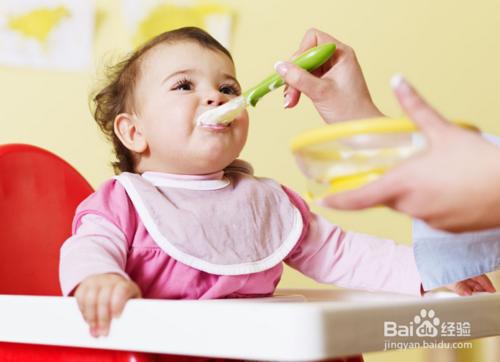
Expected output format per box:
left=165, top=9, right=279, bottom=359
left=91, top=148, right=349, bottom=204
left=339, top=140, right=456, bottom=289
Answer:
left=199, top=154, right=239, bottom=172
left=193, top=148, right=242, bottom=172
left=184, top=161, right=233, bottom=175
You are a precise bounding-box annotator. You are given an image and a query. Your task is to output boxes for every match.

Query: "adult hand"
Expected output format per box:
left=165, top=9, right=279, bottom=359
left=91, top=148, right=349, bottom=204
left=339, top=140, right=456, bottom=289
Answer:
left=274, top=28, right=383, bottom=123
left=321, top=76, right=500, bottom=233
left=445, top=274, right=496, bottom=296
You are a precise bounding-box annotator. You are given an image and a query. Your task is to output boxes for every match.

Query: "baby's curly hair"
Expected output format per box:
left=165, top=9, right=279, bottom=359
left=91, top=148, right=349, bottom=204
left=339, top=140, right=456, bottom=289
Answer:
left=91, top=27, right=233, bottom=174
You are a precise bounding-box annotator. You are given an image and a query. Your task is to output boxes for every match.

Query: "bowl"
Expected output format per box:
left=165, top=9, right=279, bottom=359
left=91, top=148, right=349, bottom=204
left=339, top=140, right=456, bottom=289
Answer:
left=290, top=117, right=477, bottom=200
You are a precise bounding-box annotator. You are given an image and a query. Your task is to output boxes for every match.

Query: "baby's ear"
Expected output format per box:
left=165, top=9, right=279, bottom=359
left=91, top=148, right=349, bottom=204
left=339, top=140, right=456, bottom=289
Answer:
left=114, top=113, right=147, bottom=153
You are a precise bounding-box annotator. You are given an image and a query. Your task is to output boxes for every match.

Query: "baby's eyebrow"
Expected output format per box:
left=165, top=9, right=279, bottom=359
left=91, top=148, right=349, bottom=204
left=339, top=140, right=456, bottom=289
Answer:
left=162, top=69, right=194, bottom=84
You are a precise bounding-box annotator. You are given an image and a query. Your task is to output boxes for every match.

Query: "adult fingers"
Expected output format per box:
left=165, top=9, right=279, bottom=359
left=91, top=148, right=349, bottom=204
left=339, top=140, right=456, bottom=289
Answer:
left=471, top=275, right=496, bottom=292
left=284, top=66, right=328, bottom=108
left=391, top=75, right=450, bottom=142
left=284, top=86, right=301, bottom=109
left=285, top=28, right=344, bottom=108
left=298, top=28, right=342, bottom=54
left=275, top=62, right=330, bottom=104
left=451, top=281, right=473, bottom=296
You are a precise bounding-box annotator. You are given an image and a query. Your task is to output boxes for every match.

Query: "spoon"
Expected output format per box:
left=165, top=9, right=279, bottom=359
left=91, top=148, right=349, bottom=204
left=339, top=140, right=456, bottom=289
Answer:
left=196, top=43, right=336, bottom=126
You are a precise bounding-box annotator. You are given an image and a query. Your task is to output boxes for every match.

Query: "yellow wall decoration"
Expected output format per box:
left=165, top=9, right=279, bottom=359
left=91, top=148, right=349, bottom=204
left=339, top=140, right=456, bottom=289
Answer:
left=7, top=6, right=70, bottom=47
left=132, top=3, right=233, bottom=48
left=0, top=1, right=93, bottom=70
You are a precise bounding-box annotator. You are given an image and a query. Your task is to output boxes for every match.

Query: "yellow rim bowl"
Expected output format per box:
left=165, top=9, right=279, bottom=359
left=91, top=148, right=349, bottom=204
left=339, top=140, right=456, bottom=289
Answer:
left=291, top=117, right=478, bottom=196
left=306, top=170, right=386, bottom=200
left=291, top=117, right=477, bottom=152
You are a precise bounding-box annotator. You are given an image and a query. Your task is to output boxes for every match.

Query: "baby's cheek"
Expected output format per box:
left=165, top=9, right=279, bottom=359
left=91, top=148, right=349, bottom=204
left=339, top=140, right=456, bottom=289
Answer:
left=237, top=116, right=250, bottom=142
left=167, top=112, right=195, bottom=136
left=240, top=110, right=250, bottom=125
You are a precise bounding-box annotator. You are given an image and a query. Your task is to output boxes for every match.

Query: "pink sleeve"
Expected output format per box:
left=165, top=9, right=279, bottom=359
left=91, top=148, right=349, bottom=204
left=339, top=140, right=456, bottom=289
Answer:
left=59, top=179, right=136, bottom=296
left=282, top=187, right=423, bottom=295
left=71, top=179, right=137, bottom=240
left=59, top=214, right=130, bottom=296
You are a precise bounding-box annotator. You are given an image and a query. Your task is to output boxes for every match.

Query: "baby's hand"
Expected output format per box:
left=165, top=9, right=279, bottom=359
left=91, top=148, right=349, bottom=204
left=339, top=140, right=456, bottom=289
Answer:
left=445, top=274, right=496, bottom=296
left=74, top=273, right=142, bottom=338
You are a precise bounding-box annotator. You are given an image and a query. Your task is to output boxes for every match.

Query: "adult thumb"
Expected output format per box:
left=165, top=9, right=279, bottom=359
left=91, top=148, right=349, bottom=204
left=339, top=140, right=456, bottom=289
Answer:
left=391, top=75, right=449, bottom=141
left=275, top=61, right=327, bottom=102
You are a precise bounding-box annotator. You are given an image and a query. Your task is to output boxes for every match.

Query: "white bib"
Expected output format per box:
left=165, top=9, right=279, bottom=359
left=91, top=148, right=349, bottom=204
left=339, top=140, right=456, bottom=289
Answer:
left=114, top=168, right=303, bottom=275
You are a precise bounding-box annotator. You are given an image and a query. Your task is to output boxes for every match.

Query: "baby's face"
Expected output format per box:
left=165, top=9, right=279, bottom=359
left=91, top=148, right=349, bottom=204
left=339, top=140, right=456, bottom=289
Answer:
left=132, top=41, right=249, bottom=174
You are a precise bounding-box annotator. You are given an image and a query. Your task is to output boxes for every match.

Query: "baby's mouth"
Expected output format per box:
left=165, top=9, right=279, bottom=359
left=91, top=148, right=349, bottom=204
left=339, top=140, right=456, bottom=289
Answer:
left=195, top=96, right=245, bottom=127
left=199, top=120, right=233, bottom=130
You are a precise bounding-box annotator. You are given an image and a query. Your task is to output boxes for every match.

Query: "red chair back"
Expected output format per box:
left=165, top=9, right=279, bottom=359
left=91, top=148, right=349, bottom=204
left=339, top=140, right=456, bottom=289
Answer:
left=0, top=144, right=93, bottom=295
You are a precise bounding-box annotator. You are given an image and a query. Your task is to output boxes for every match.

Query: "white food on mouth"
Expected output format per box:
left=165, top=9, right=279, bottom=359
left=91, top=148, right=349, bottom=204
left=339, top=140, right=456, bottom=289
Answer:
left=195, top=96, right=246, bottom=126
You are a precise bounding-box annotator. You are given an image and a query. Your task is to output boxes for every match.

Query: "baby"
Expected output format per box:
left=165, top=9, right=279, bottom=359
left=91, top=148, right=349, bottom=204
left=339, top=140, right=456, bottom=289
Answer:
left=59, top=27, right=495, bottom=338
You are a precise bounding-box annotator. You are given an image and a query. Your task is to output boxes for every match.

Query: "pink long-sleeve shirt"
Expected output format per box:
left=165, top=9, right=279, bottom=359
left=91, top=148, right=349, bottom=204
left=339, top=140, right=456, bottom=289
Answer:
left=59, top=170, right=422, bottom=298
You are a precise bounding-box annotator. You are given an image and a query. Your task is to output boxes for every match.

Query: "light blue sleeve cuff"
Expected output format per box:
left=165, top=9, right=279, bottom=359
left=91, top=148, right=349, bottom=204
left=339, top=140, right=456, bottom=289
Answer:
left=413, top=220, right=500, bottom=290
left=413, top=132, right=500, bottom=290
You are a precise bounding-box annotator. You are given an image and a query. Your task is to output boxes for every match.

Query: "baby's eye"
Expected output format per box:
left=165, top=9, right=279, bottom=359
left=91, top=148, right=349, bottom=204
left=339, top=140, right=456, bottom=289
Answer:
left=219, top=84, right=241, bottom=95
left=172, top=78, right=193, bottom=91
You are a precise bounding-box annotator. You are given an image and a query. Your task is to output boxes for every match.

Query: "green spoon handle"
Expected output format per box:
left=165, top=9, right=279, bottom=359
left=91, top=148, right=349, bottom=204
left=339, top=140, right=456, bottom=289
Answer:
left=243, top=43, right=336, bottom=107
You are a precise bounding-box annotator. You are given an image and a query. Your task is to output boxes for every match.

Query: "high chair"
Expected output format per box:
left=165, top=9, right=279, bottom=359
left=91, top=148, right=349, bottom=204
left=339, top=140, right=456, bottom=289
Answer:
left=0, top=144, right=343, bottom=362
left=0, top=144, right=204, bottom=361
left=0, top=144, right=498, bottom=362
left=0, top=143, right=93, bottom=296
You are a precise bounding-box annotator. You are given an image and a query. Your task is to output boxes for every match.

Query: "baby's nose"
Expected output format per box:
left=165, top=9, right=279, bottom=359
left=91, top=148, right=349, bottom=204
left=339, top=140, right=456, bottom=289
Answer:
left=204, top=91, right=227, bottom=106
